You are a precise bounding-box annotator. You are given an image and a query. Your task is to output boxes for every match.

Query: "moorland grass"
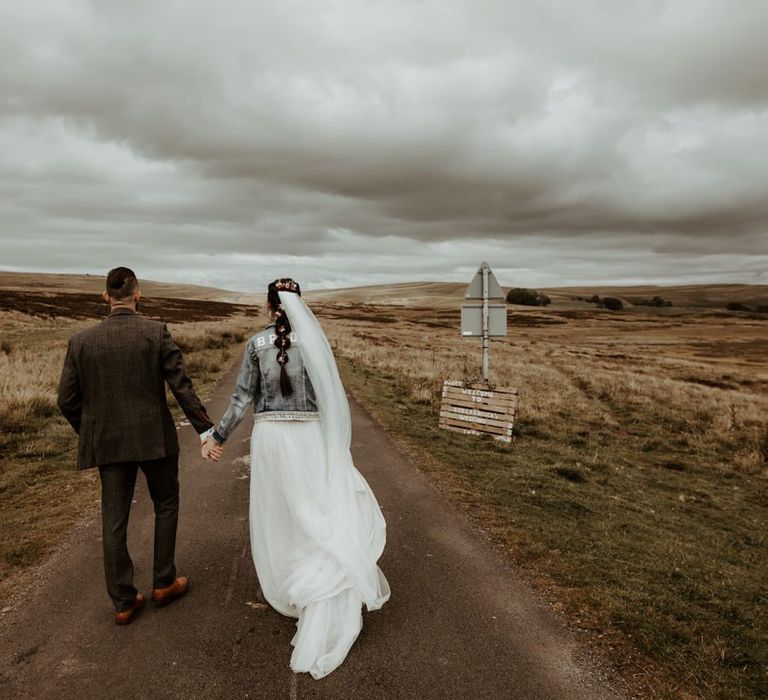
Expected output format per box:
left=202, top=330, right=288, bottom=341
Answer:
left=0, top=315, right=255, bottom=605
left=319, top=303, right=768, bottom=700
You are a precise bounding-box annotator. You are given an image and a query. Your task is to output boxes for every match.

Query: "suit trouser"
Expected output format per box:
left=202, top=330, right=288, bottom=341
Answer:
left=98, top=454, right=179, bottom=612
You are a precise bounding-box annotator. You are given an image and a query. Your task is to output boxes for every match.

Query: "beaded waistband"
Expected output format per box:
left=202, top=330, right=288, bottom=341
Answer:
left=253, top=410, right=320, bottom=423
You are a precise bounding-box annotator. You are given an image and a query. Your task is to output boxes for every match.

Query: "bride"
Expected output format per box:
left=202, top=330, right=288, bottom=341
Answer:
left=200, top=278, right=390, bottom=679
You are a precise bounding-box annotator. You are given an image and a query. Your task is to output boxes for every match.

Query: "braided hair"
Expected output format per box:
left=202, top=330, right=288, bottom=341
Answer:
left=267, top=278, right=302, bottom=397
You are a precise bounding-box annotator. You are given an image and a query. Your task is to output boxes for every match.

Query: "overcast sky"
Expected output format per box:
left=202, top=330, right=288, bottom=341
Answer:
left=1, top=0, right=766, bottom=291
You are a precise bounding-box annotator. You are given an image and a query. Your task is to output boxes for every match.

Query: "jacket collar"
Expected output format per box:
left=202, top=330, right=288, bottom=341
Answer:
left=108, top=307, right=137, bottom=318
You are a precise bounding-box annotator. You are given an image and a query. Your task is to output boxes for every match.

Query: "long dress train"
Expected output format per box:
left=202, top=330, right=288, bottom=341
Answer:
left=248, top=418, right=390, bottom=679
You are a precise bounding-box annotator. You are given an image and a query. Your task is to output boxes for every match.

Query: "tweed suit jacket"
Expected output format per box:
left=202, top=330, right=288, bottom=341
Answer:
left=57, top=307, right=214, bottom=469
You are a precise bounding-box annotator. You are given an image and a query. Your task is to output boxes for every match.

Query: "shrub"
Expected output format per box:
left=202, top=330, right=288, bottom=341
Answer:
left=506, top=288, right=551, bottom=306
left=632, top=296, right=673, bottom=307
left=601, top=297, right=624, bottom=311
left=726, top=302, right=750, bottom=312
left=1, top=341, right=11, bottom=355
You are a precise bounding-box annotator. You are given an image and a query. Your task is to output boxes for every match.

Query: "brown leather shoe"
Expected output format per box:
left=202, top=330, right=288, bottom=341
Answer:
left=151, top=576, right=189, bottom=605
left=115, top=593, right=145, bottom=626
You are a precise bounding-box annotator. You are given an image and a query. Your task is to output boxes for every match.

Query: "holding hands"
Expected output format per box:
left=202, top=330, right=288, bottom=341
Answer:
left=200, top=429, right=224, bottom=462
left=202, top=437, right=224, bottom=461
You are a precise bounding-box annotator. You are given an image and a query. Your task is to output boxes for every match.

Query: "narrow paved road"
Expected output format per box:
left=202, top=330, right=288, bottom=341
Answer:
left=0, top=356, right=622, bottom=699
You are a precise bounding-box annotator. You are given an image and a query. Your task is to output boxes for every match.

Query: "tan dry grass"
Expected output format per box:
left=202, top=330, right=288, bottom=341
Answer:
left=0, top=310, right=256, bottom=605
left=306, top=281, right=768, bottom=310
left=315, top=301, right=768, bottom=699
left=0, top=270, right=249, bottom=303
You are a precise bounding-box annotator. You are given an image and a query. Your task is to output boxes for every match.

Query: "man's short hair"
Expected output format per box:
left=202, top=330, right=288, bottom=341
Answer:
left=106, top=267, right=139, bottom=300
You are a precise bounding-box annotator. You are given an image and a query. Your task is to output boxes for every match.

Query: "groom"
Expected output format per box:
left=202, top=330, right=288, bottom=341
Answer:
left=57, top=267, right=215, bottom=625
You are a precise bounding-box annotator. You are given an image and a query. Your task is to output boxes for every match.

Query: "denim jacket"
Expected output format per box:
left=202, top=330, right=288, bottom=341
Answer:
left=213, top=324, right=318, bottom=443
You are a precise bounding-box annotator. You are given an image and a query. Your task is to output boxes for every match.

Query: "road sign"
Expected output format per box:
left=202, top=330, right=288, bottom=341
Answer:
left=440, top=262, right=517, bottom=444
left=460, top=304, right=507, bottom=337
left=465, top=261, right=504, bottom=300
left=460, top=261, right=507, bottom=382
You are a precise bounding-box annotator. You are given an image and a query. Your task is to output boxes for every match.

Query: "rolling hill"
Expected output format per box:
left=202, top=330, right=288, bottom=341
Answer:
left=0, top=271, right=260, bottom=305
left=2, top=271, right=766, bottom=310
left=306, top=281, right=768, bottom=310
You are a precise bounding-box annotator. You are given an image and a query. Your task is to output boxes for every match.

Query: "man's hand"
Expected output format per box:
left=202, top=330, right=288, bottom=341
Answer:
left=202, top=437, right=224, bottom=462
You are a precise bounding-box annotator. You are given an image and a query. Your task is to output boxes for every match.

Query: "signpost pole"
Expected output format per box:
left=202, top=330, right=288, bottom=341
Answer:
left=447, top=261, right=517, bottom=444
left=482, top=263, right=489, bottom=383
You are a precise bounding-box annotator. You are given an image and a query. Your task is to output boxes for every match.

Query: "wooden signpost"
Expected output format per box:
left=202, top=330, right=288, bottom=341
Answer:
left=439, top=261, right=519, bottom=444
left=439, top=381, right=518, bottom=444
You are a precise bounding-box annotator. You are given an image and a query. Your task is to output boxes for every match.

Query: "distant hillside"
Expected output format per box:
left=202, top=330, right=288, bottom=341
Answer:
left=306, top=281, right=768, bottom=309
left=0, top=271, right=260, bottom=305
left=306, top=282, right=466, bottom=309
left=3, top=271, right=766, bottom=310
left=544, top=284, right=768, bottom=308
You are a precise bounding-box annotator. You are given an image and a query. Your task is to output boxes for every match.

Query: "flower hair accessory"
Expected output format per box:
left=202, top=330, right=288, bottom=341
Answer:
left=275, top=279, right=299, bottom=292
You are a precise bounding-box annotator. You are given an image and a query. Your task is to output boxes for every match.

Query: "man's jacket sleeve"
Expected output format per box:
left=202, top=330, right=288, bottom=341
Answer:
left=57, top=339, right=83, bottom=433
left=160, top=324, right=215, bottom=433
left=213, top=343, right=259, bottom=443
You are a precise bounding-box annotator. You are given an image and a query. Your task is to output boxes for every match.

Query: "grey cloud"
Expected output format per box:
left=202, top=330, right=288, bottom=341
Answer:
left=0, top=0, right=767, bottom=289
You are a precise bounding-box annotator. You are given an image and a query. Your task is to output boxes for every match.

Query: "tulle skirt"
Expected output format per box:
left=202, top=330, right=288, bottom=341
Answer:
left=249, top=418, right=390, bottom=679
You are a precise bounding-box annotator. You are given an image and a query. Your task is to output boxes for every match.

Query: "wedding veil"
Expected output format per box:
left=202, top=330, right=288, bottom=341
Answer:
left=278, top=291, right=352, bottom=473
left=277, top=290, right=389, bottom=611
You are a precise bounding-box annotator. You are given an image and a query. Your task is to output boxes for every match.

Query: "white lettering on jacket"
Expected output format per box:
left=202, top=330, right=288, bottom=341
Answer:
left=255, top=332, right=297, bottom=348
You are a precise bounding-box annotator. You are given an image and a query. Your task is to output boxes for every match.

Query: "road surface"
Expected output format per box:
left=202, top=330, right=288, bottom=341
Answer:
left=0, top=356, right=623, bottom=699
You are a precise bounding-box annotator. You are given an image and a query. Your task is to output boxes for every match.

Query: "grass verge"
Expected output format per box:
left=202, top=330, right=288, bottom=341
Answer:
left=0, top=316, right=254, bottom=605
left=338, top=356, right=768, bottom=700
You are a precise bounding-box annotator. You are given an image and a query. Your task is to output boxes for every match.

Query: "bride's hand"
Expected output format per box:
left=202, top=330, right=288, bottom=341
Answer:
left=202, top=437, right=224, bottom=462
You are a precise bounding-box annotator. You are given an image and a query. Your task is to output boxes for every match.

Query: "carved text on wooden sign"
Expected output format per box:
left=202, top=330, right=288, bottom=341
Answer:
left=439, top=381, right=518, bottom=444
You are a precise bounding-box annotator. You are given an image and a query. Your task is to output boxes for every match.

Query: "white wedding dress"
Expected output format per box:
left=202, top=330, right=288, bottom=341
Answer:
left=247, top=292, right=390, bottom=679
